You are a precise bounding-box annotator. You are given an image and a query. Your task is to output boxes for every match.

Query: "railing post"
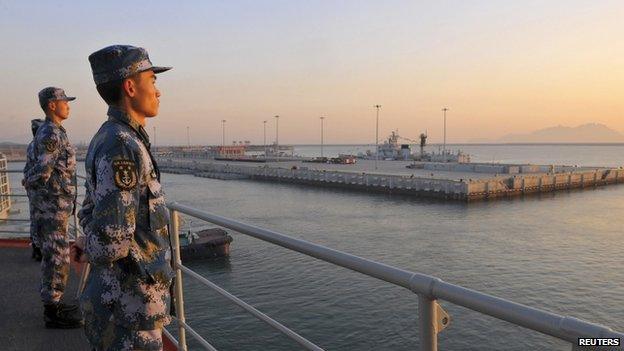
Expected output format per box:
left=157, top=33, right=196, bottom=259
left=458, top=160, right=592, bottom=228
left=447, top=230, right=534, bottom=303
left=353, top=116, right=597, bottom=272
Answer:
left=73, top=174, right=79, bottom=240
left=418, top=295, right=438, bottom=351
left=73, top=173, right=89, bottom=297
left=170, top=209, right=188, bottom=351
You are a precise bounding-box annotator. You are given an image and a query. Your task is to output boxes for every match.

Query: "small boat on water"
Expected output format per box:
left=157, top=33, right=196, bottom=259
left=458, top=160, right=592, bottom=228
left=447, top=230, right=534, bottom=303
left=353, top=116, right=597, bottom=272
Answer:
left=179, top=228, right=233, bottom=260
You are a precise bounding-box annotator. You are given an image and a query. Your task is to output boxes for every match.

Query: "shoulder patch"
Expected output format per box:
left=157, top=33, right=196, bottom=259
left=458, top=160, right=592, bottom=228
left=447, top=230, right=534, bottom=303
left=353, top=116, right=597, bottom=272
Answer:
left=43, top=139, right=57, bottom=152
left=112, top=159, right=138, bottom=190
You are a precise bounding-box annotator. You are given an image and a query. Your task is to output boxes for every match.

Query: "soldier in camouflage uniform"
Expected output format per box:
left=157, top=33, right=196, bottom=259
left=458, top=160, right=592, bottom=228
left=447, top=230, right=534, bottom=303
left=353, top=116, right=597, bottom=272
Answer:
left=23, top=118, right=45, bottom=261
left=75, top=45, right=174, bottom=350
left=23, top=87, right=82, bottom=329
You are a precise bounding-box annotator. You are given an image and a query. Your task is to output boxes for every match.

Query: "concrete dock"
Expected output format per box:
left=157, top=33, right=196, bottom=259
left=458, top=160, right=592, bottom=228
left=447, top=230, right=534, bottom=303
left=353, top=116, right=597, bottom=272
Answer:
left=158, top=158, right=624, bottom=201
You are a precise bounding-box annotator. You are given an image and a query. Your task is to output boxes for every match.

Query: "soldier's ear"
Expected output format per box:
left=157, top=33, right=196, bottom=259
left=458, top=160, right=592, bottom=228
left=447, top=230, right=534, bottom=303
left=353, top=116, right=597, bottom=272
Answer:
left=47, top=101, right=56, bottom=112
left=122, top=78, right=136, bottom=98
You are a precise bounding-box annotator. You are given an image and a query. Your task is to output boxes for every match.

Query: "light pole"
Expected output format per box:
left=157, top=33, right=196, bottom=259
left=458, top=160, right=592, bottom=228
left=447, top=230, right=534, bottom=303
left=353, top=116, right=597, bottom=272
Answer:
left=320, top=116, right=325, bottom=158
left=186, top=126, right=190, bottom=148
left=263, top=120, right=267, bottom=157
left=221, top=119, right=226, bottom=147
left=274, top=115, right=279, bottom=162
left=374, top=105, right=382, bottom=170
left=442, top=107, right=449, bottom=154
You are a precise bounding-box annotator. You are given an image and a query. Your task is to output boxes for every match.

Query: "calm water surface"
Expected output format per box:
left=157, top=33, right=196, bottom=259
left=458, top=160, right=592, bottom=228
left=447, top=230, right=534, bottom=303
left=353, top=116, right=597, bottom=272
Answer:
left=5, top=145, right=624, bottom=350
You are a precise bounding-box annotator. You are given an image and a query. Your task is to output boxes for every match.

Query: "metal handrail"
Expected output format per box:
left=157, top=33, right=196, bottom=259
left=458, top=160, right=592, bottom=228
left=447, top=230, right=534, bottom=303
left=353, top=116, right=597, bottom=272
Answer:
left=169, top=207, right=324, bottom=351
left=163, top=328, right=179, bottom=349
left=178, top=263, right=324, bottom=351
left=167, top=201, right=624, bottom=351
left=176, top=318, right=219, bottom=351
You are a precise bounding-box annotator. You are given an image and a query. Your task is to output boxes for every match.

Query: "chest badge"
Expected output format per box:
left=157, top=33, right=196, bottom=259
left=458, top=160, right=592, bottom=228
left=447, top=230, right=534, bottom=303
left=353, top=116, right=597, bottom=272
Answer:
left=112, top=159, right=138, bottom=190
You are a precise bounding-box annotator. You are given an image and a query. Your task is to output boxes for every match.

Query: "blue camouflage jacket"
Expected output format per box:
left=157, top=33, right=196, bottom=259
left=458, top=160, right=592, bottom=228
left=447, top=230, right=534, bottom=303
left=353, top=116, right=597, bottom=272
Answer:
left=23, top=118, right=76, bottom=198
left=78, top=106, right=174, bottom=329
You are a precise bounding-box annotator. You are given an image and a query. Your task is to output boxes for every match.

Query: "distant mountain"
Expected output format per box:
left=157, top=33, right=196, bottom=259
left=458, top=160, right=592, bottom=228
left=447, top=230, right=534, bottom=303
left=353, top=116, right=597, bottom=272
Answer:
left=497, top=123, right=624, bottom=143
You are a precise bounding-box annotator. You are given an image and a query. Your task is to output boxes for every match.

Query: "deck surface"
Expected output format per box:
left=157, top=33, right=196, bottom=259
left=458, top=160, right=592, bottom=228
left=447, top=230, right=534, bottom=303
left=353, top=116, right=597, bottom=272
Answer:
left=0, top=246, right=90, bottom=351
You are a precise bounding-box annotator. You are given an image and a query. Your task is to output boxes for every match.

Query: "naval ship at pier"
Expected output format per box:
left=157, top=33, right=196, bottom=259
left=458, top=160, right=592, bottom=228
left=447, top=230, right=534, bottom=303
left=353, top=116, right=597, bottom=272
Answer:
left=358, top=131, right=471, bottom=163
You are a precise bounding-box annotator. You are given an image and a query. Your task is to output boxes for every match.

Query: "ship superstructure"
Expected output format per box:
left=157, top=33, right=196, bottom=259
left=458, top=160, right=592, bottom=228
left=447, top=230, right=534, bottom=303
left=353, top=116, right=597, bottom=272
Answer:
left=359, top=131, right=471, bottom=163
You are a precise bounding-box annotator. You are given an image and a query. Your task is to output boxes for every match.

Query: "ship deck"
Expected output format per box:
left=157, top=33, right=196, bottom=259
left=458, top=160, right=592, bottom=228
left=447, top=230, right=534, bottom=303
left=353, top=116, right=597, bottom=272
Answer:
left=0, top=241, right=89, bottom=350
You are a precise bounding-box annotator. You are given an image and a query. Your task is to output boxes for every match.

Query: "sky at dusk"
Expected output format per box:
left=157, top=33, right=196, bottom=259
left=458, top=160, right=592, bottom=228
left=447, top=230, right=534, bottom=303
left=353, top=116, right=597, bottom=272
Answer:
left=0, top=1, right=622, bottom=145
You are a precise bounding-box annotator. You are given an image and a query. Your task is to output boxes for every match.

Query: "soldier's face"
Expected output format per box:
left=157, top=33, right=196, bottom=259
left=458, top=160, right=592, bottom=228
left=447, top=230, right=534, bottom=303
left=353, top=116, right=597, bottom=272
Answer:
left=129, top=70, right=161, bottom=118
left=50, top=100, right=70, bottom=120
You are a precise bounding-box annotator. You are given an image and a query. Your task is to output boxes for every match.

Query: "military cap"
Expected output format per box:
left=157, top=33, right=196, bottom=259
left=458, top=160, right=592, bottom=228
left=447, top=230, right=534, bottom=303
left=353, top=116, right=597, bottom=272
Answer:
left=88, top=45, right=172, bottom=85
left=38, top=87, right=76, bottom=107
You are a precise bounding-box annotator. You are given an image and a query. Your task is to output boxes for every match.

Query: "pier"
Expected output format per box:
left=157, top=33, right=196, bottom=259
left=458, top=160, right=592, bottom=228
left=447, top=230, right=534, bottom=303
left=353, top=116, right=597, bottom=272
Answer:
left=158, top=158, right=624, bottom=201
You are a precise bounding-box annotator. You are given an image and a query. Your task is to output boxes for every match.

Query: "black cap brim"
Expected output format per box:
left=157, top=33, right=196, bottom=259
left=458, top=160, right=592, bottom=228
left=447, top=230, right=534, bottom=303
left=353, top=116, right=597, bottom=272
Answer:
left=152, top=66, right=172, bottom=74
left=65, top=97, right=76, bottom=101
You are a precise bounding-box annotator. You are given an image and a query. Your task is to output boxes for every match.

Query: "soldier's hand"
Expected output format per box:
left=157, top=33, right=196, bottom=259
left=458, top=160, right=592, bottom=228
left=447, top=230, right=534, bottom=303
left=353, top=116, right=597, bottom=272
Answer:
left=71, top=237, right=88, bottom=263
left=71, top=245, right=88, bottom=263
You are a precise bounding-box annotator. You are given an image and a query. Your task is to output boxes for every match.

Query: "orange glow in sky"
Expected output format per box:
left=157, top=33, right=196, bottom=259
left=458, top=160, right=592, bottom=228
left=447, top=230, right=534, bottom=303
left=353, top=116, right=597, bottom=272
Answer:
left=0, top=1, right=622, bottom=145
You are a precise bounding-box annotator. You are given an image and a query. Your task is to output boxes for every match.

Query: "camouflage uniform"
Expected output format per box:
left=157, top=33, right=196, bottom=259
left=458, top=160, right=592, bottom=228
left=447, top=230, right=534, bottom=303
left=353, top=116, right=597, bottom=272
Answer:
left=79, top=45, right=173, bottom=351
left=24, top=114, right=77, bottom=304
left=23, top=118, right=45, bottom=249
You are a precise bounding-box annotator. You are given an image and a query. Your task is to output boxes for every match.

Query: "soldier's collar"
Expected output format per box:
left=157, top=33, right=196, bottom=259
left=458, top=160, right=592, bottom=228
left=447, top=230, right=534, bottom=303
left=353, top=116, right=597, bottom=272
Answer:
left=107, top=106, right=151, bottom=149
left=43, top=117, right=66, bottom=133
left=107, top=106, right=143, bottom=133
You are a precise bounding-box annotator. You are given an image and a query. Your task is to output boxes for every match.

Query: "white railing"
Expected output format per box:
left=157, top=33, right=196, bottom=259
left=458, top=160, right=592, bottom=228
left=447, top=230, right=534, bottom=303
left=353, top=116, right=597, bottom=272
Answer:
left=167, top=202, right=624, bottom=351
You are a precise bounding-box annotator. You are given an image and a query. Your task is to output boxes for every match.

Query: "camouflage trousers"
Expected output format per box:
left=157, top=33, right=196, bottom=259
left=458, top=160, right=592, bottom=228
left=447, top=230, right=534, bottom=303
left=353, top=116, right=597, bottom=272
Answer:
left=80, top=264, right=170, bottom=351
left=35, top=194, right=73, bottom=304
left=82, top=303, right=163, bottom=351
left=26, top=189, right=42, bottom=248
